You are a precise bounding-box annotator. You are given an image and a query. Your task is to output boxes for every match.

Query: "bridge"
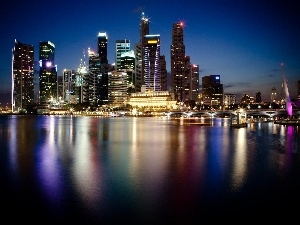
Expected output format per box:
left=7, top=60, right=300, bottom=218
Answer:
left=165, top=109, right=300, bottom=118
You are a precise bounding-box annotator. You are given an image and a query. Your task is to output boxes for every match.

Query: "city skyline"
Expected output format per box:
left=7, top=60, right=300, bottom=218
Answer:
left=1, top=0, right=299, bottom=104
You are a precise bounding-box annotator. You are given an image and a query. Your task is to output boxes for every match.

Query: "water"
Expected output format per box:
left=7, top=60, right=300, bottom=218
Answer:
left=1, top=115, right=299, bottom=224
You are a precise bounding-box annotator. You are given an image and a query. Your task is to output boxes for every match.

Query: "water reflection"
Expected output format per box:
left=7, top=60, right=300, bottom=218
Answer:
left=1, top=115, right=299, bottom=223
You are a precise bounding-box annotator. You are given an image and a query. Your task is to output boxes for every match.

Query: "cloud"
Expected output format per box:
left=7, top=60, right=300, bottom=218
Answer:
left=224, top=82, right=251, bottom=89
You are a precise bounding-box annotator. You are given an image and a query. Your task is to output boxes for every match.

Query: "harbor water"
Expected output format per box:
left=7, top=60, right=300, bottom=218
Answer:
left=1, top=115, right=299, bottom=224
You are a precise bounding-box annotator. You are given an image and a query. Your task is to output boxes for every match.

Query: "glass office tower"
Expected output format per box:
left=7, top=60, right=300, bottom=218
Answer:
left=134, top=12, right=150, bottom=92
left=97, top=32, right=109, bottom=105
left=12, top=39, right=34, bottom=112
left=39, top=41, right=57, bottom=104
left=170, top=22, right=185, bottom=101
left=144, top=34, right=161, bottom=92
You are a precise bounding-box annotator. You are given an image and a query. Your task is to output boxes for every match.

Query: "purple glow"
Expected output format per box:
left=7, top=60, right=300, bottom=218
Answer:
left=282, top=63, right=292, bottom=118
left=287, top=101, right=293, bottom=118
left=46, top=61, right=52, bottom=67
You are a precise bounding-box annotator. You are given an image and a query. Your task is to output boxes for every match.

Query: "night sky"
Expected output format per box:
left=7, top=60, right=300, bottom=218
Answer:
left=1, top=0, right=299, bottom=104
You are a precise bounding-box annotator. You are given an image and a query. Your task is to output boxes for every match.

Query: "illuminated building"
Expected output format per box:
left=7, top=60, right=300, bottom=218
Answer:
left=97, top=32, right=109, bottom=105
left=88, top=49, right=100, bottom=105
left=62, top=69, right=76, bottom=103
left=12, top=39, right=34, bottom=112
left=108, top=70, right=128, bottom=106
left=134, top=12, right=150, bottom=92
left=202, top=75, right=223, bottom=106
left=75, top=54, right=88, bottom=104
left=98, top=32, right=108, bottom=64
left=116, top=39, right=130, bottom=70
left=170, top=22, right=185, bottom=101
left=271, top=87, right=277, bottom=102
left=39, top=41, right=57, bottom=104
left=223, top=94, right=236, bottom=108
left=189, top=63, right=199, bottom=101
left=160, top=55, right=167, bottom=91
left=120, top=50, right=135, bottom=94
left=127, top=91, right=177, bottom=110
left=144, top=34, right=161, bottom=92
left=170, top=22, right=198, bottom=102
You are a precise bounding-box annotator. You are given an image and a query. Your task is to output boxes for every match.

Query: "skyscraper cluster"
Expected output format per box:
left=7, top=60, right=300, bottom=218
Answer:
left=12, top=12, right=200, bottom=113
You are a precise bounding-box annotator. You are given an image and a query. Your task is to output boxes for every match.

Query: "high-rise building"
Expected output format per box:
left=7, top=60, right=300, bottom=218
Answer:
left=12, top=39, right=34, bottom=112
left=98, top=32, right=108, bottom=64
left=97, top=32, right=109, bottom=105
left=108, top=71, right=128, bottom=106
left=144, top=34, right=161, bottom=92
left=75, top=55, right=88, bottom=104
left=189, top=63, right=199, bottom=101
left=202, top=75, right=223, bottom=106
left=88, top=49, right=101, bottom=105
left=120, top=50, right=135, bottom=94
left=134, top=12, right=150, bottom=92
left=116, top=40, right=130, bottom=71
left=170, top=22, right=185, bottom=101
left=160, top=55, right=167, bottom=91
left=62, top=69, right=76, bottom=103
left=39, top=41, right=57, bottom=104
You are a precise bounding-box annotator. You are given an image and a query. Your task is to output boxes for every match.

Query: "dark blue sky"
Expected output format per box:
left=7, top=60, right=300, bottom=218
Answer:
left=1, top=0, right=299, bottom=104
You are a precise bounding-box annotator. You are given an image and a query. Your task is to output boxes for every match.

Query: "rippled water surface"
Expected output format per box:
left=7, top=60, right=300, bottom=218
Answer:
left=1, top=115, right=299, bottom=224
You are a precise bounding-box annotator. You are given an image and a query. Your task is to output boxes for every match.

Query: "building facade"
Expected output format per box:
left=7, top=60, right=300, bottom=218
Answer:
left=108, top=70, right=128, bottom=106
left=189, top=63, right=199, bottom=101
left=88, top=49, right=101, bottom=105
left=39, top=41, right=57, bottom=104
left=223, top=94, right=236, bottom=108
left=12, top=39, right=35, bottom=112
left=144, top=34, right=161, bottom=92
left=160, top=55, right=167, bottom=91
left=120, top=50, right=135, bottom=94
left=134, top=12, right=150, bottom=92
left=62, top=69, right=76, bottom=103
left=170, top=22, right=185, bottom=101
left=271, top=87, right=277, bottom=102
left=97, top=32, right=109, bottom=105
left=116, top=39, right=130, bottom=71
left=202, top=75, right=223, bottom=106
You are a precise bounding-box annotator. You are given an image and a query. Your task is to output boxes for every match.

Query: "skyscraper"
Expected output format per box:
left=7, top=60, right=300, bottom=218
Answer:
left=189, top=63, right=199, bottom=101
left=12, top=39, right=34, bottom=112
left=98, top=32, right=108, bottom=64
left=88, top=49, right=101, bottom=105
left=116, top=39, right=130, bottom=71
left=108, top=70, right=128, bottom=106
left=75, top=54, right=88, bottom=104
left=97, top=32, right=109, bottom=105
left=144, top=34, right=161, bottom=92
left=39, top=41, right=57, bottom=104
left=120, top=50, right=135, bottom=94
left=134, top=12, right=150, bottom=92
left=170, top=22, right=185, bottom=101
left=160, top=55, right=167, bottom=91
left=62, top=69, right=76, bottom=103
